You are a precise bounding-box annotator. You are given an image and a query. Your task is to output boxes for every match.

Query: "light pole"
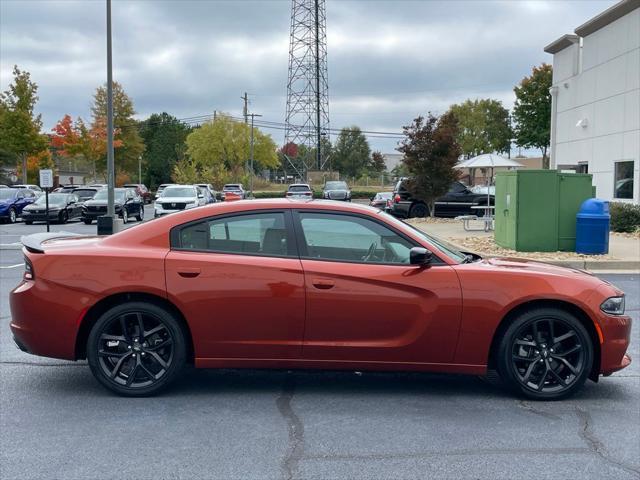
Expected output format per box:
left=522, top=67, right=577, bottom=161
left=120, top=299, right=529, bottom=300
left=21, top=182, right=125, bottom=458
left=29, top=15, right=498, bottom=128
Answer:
left=248, top=113, right=262, bottom=198
left=100, top=0, right=116, bottom=235
left=138, top=155, right=142, bottom=184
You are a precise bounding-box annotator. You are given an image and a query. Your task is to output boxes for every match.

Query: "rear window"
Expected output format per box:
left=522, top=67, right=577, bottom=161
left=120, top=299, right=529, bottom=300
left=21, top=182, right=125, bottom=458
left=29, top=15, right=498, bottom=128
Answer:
left=288, top=185, right=311, bottom=192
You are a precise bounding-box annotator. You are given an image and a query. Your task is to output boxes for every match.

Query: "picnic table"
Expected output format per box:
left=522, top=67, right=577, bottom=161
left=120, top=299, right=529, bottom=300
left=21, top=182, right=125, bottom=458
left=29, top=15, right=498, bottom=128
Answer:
left=458, top=205, right=495, bottom=232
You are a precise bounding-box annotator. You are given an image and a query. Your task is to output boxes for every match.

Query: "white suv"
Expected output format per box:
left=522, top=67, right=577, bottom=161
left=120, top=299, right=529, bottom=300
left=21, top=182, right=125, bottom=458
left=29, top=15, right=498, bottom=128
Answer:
left=154, top=185, right=205, bottom=217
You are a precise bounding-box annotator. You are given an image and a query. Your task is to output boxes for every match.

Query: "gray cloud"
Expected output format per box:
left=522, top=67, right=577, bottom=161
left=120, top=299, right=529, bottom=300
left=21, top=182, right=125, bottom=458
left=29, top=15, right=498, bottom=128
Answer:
left=1, top=0, right=616, bottom=152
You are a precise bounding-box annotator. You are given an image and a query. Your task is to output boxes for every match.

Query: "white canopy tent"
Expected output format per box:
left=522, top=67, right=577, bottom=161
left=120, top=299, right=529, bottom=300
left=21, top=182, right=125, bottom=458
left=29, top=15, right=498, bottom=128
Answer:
left=455, top=154, right=525, bottom=208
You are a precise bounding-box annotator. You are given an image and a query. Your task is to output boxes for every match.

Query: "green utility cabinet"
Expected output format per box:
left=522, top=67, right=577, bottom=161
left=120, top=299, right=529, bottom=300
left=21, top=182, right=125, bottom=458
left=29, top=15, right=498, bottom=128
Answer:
left=494, top=170, right=594, bottom=252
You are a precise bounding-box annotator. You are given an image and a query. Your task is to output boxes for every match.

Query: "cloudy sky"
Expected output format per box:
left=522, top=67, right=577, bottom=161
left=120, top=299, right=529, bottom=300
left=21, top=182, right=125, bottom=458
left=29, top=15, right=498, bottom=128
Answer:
left=1, top=0, right=616, bottom=153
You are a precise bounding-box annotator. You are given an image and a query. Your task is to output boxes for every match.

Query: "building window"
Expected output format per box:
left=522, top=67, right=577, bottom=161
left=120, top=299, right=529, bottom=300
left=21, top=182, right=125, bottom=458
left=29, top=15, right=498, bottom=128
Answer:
left=614, top=161, right=634, bottom=200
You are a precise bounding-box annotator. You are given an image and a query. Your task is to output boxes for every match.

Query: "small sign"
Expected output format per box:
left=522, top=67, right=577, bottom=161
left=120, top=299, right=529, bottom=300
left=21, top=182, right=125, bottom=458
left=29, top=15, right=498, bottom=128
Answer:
left=39, top=169, right=54, bottom=188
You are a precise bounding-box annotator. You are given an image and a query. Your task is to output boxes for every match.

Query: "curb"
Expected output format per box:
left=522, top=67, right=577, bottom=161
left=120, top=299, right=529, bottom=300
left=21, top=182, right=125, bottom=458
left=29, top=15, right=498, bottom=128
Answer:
left=480, top=254, right=639, bottom=272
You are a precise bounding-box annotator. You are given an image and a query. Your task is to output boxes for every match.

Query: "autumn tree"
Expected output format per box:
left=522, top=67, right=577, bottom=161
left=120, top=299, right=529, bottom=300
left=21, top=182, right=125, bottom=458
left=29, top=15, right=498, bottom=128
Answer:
left=91, top=81, right=144, bottom=176
left=185, top=114, right=279, bottom=187
left=333, top=126, right=371, bottom=178
left=370, top=151, right=386, bottom=173
left=0, top=66, right=48, bottom=181
left=513, top=63, right=552, bottom=168
left=139, top=113, right=191, bottom=189
left=448, top=98, right=512, bottom=157
left=397, top=112, right=461, bottom=217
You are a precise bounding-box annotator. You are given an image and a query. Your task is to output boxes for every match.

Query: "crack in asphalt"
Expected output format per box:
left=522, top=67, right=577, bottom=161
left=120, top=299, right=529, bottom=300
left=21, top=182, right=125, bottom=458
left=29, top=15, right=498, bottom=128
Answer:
left=575, top=406, right=640, bottom=478
left=517, top=400, right=561, bottom=420
left=276, top=373, right=304, bottom=480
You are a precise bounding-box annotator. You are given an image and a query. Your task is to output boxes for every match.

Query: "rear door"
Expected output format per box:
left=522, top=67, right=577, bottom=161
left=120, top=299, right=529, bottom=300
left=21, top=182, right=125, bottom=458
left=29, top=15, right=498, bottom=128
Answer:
left=165, top=210, right=306, bottom=360
left=293, top=210, right=463, bottom=364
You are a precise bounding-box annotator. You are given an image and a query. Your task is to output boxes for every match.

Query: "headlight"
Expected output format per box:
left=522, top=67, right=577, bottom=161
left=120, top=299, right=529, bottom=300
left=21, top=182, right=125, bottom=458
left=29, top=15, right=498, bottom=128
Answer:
left=600, top=296, right=625, bottom=315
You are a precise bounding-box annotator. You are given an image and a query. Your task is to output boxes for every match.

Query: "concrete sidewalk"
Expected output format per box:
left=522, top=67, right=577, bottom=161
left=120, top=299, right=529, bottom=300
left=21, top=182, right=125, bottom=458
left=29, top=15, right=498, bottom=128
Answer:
left=409, top=219, right=640, bottom=272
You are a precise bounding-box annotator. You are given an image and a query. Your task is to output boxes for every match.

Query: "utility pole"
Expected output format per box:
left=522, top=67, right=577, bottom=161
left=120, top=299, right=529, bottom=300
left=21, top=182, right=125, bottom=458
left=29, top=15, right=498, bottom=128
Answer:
left=138, top=155, right=142, bottom=184
left=102, top=0, right=116, bottom=235
left=241, top=92, right=248, bottom=124
left=248, top=113, right=262, bottom=199
left=314, top=0, right=322, bottom=171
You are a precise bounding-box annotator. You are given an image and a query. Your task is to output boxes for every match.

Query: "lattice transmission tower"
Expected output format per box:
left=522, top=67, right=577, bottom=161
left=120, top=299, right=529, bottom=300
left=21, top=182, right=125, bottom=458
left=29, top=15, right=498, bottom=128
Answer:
left=284, top=0, right=330, bottom=177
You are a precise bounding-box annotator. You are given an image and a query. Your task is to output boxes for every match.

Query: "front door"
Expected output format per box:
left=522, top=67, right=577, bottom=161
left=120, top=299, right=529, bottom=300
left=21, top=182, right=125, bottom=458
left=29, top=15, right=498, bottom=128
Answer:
left=165, top=210, right=305, bottom=360
left=294, top=210, right=463, bottom=365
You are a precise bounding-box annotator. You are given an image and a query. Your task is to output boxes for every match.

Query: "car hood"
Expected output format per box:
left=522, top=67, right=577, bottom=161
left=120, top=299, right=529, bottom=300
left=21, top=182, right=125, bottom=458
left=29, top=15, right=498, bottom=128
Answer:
left=25, top=203, right=64, bottom=210
left=0, top=198, right=16, bottom=205
left=473, top=256, right=596, bottom=279
left=158, top=196, right=197, bottom=203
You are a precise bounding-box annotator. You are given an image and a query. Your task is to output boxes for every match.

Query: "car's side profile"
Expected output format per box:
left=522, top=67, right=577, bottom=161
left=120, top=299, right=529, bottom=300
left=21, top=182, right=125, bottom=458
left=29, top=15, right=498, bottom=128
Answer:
left=21, top=193, right=83, bottom=224
left=0, top=187, right=37, bottom=223
left=10, top=200, right=631, bottom=399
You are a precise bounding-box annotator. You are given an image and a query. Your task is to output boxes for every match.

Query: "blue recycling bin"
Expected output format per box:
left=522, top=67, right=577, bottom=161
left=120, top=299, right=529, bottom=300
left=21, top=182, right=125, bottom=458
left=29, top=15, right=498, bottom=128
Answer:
left=575, top=199, right=610, bottom=254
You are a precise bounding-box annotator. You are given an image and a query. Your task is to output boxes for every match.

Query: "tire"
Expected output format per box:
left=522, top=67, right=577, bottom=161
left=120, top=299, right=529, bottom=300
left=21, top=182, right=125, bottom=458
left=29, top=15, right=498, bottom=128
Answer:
left=122, top=209, right=128, bottom=224
left=136, top=206, right=144, bottom=222
left=59, top=211, right=68, bottom=224
left=83, top=219, right=92, bottom=225
left=87, top=301, right=186, bottom=396
left=496, top=307, right=593, bottom=400
left=24, top=220, right=33, bottom=225
left=409, top=203, right=428, bottom=218
left=8, top=208, right=17, bottom=224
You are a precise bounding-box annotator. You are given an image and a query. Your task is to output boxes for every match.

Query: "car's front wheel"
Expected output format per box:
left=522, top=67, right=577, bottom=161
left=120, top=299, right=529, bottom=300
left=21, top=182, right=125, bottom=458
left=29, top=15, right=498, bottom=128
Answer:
left=83, top=218, right=92, bottom=225
left=136, top=206, right=144, bottom=222
left=87, top=302, right=186, bottom=396
left=8, top=208, right=17, bottom=224
left=122, top=209, right=128, bottom=224
left=497, top=307, right=593, bottom=400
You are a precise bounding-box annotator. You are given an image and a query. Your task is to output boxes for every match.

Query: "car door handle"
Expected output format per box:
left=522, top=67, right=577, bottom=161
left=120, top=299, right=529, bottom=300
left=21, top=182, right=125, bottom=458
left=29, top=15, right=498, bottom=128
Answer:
left=312, top=278, right=335, bottom=290
left=177, top=268, right=201, bottom=278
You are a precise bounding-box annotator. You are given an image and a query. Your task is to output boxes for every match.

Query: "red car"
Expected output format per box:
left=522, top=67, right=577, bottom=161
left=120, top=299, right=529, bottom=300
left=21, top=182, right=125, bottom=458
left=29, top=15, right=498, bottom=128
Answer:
left=10, top=200, right=631, bottom=398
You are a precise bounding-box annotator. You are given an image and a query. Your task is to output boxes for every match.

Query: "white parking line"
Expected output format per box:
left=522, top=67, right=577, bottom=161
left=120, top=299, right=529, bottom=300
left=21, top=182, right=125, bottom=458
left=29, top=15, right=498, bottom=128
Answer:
left=0, top=243, right=21, bottom=247
left=0, top=263, right=23, bottom=269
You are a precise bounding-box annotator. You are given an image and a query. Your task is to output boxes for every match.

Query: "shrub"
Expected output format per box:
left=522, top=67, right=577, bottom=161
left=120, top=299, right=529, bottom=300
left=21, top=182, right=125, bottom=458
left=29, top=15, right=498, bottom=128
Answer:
left=609, top=202, right=640, bottom=233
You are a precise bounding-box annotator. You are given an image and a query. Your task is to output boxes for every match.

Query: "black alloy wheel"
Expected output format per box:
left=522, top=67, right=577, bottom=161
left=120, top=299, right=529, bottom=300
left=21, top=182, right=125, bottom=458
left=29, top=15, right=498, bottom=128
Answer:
left=497, top=307, right=593, bottom=400
left=59, top=210, right=68, bottom=224
left=87, top=302, right=186, bottom=396
left=410, top=203, right=428, bottom=218
left=122, top=208, right=129, bottom=224
left=136, top=205, right=144, bottom=222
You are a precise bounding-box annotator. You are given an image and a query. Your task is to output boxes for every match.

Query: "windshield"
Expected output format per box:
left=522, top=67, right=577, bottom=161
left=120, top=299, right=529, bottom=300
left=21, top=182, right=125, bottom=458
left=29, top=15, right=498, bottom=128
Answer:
left=0, top=189, right=17, bottom=200
left=325, top=181, right=347, bottom=190
left=376, top=192, right=392, bottom=199
left=93, top=190, right=126, bottom=202
left=289, top=185, right=311, bottom=192
left=223, top=185, right=241, bottom=191
left=73, top=189, right=97, bottom=199
left=35, top=194, right=68, bottom=205
left=379, top=211, right=468, bottom=263
left=162, top=187, right=196, bottom=198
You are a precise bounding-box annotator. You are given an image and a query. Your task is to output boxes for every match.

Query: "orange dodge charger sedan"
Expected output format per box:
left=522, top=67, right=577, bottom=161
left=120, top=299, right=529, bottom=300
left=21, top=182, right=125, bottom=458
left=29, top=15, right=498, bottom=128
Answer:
left=10, top=199, right=631, bottom=398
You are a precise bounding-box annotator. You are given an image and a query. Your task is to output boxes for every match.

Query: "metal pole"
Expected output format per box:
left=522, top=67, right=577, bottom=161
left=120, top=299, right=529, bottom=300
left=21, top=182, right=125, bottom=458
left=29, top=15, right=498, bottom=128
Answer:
left=314, top=0, right=321, bottom=171
left=138, top=156, right=141, bottom=184
left=45, top=187, right=50, bottom=233
left=22, top=154, right=27, bottom=183
left=250, top=114, right=254, bottom=198
left=106, top=0, right=115, bottom=221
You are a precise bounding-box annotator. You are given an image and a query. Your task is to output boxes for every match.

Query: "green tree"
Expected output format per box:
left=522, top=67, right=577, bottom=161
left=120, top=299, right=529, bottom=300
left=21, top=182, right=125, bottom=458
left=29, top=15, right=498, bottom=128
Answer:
left=91, top=81, right=145, bottom=176
left=370, top=151, right=386, bottom=173
left=397, top=112, right=461, bottom=217
left=333, top=126, right=371, bottom=178
left=513, top=63, right=552, bottom=168
left=139, top=113, right=191, bottom=189
left=0, top=66, right=48, bottom=179
left=448, top=98, right=512, bottom=157
left=185, top=114, right=279, bottom=186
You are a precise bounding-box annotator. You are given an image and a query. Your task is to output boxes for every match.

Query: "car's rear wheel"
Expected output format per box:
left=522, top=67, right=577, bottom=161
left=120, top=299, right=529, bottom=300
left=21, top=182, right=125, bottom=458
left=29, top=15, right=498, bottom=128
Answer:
left=59, top=210, right=68, bottom=224
left=497, top=307, right=593, bottom=400
left=8, top=208, right=17, bottom=223
left=83, top=218, right=92, bottom=225
left=409, top=203, right=428, bottom=218
left=87, top=302, right=186, bottom=396
left=24, top=220, right=33, bottom=225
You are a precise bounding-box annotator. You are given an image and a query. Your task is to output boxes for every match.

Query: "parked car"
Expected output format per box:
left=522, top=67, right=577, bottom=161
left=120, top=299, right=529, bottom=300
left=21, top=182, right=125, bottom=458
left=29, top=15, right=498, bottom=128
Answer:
left=0, top=188, right=37, bottom=223
left=369, top=191, right=393, bottom=209
left=71, top=187, right=100, bottom=204
left=196, top=186, right=215, bottom=204
left=21, top=193, right=82, bottom=224
left=53, top=184, right=83, bottom=193
left=390, top=180, right=495, bottom=218
left=286, top=183, right=313, bottom=199
left=195, top=184, right=218, bottom=202
left=155, top=184, right=175, bottom=200
left=154, top=185, right=204, bottom=217
left=82, top=188, right=144, bottom=224
left=322, top=181, right=351, bottom=201
left=123, top=183, right=152, bottom=204
left=222, top=184, right=246, bottom=201
left=10, top=200, right=631, bottom=398
left=89, top=183, right=108, bottom=189
left=13, top=184, right=44, bottom=198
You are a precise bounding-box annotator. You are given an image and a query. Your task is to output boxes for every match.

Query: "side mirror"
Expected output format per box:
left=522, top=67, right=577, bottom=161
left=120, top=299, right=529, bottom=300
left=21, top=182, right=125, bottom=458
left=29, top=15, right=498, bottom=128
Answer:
left=410, top=247, right=433, bottom=266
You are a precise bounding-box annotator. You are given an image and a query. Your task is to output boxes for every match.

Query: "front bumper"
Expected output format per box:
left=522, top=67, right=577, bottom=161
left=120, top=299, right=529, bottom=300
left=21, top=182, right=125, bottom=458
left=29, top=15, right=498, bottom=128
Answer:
left=22, top=210, right=60, bottom=221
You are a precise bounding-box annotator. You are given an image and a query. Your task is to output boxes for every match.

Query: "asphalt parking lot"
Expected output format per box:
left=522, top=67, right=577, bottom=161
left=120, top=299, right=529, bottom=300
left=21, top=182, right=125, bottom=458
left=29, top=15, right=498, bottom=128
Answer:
left=0, top=212, right=638, bottom=480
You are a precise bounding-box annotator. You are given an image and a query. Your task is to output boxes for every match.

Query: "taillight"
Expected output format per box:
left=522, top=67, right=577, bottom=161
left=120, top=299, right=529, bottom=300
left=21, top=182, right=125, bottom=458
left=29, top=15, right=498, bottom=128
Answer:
left=394, top=194, right=401, bottom=203
left=305, top=192, right=312, bottom=196
left=286, top=192, right=292, bottom=197
left=24, top=256, right=34, bottom=280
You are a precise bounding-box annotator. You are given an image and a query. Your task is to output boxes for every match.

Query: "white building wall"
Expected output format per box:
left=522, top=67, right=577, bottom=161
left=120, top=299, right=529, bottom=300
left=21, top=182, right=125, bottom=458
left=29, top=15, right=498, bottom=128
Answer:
left=550, top=7, right=639, bottom=204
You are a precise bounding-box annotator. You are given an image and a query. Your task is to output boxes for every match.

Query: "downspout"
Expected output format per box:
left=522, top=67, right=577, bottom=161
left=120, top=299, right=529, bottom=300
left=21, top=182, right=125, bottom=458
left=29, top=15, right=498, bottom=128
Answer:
left=549, top=85, right=559, bottom=170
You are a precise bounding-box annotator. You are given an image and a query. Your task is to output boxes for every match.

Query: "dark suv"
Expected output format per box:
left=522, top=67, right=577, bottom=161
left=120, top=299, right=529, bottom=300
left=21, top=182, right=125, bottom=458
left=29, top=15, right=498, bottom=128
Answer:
left=389, top=179, right=494, bottom=218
